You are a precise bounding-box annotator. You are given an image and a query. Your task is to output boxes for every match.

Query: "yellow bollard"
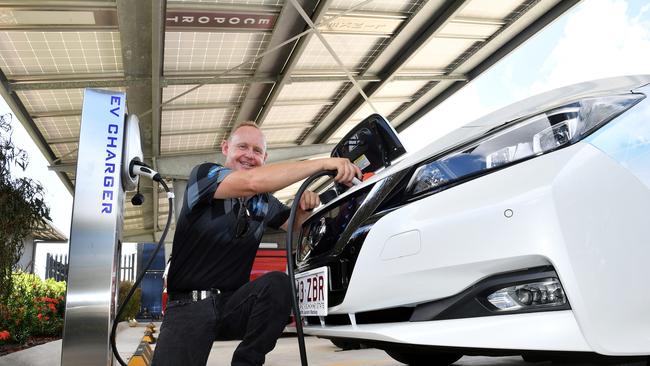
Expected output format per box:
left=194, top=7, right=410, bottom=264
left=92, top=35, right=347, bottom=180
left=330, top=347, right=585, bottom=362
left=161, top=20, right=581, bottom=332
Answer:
left=127, top=341, right=153, bottom=366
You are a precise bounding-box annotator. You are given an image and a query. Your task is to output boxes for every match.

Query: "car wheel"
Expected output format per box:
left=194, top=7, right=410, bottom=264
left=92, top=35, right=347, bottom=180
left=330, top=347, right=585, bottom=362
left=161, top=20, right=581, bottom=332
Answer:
left=385, top=350, right=462, bottom=365
left=330, top=338, right=362, bottom=350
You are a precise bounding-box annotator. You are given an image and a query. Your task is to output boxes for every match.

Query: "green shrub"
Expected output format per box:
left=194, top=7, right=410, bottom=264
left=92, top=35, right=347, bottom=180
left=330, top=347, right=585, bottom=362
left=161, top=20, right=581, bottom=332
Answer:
left=117, top=281, right=141, bottom=321
left=0, top=272, right=65, bottom=344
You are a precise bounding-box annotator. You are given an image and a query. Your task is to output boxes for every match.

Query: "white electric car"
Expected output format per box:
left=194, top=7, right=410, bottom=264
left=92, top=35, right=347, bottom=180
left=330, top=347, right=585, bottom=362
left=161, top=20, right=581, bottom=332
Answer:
left=293, top=75, right=650, bottom=365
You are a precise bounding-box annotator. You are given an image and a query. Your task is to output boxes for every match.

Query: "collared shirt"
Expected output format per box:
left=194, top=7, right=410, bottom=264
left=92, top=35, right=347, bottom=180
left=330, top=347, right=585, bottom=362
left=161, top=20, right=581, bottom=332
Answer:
left=167, top=163, right=289, bottom=292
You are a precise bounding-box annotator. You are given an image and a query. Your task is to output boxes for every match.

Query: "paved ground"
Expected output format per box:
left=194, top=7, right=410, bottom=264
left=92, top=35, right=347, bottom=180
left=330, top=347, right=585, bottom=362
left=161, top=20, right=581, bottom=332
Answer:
left=0, top=322, right=646, bottom=365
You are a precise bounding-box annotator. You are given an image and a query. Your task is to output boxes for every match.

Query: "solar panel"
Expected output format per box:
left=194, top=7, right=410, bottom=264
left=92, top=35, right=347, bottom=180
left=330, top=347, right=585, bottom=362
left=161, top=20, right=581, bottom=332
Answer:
left=277, top=81, right=346, bottom=101
left=440, top=21, right=501, bottom=39
left=161, top=133, right=222, bottom=154
left=50, top=142, right=78, bottom=162
left=170, top=0, right=283, bottom=6
left=34, top=115, right=80, bottom=141
left=373, top=80, right=429, bottom=98
left=459, top=0, right=524, bottom=19
left=403, top=37, right=478, bottom=70
left=351, top=101, right=404, bottom=120
left=17, top=87, right=125, bottom=113
left=0, top=31, right=122, bottom=76
left=164, top=31, right=272, bottom=72
left=264, top=104, right=327, bottom=125
left=295, top=33, right=390, bottom=71
left=263, top=126, right=309, bottom=145
left=161, top=108, right=236, bottom=133
left=329, top=0, right=423, bottom=14
left=163, top=84, right=248, bottom=105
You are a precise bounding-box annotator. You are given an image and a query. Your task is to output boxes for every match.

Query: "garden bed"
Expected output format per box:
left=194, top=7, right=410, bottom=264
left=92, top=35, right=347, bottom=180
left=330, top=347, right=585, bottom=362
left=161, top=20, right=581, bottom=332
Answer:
left=0, top=335, right=60, bottom=356
left=0, top=272, right=66, bottom=353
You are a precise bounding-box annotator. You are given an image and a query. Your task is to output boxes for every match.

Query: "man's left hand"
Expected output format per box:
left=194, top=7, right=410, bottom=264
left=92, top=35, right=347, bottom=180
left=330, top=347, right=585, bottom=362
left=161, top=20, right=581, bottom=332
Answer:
left=299, top=190, right=320, bottom=211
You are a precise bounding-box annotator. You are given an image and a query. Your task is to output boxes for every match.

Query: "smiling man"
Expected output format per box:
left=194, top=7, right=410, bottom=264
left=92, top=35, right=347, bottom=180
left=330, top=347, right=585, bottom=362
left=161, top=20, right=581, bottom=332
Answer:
left=152, top=121, right=361, bottom=366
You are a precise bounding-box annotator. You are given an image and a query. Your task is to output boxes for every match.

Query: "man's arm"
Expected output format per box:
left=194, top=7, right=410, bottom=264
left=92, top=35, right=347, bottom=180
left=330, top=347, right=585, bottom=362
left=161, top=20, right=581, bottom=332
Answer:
left=214, top=158, right=360, bottom=199
left=279, top=190, right=319, bottom=232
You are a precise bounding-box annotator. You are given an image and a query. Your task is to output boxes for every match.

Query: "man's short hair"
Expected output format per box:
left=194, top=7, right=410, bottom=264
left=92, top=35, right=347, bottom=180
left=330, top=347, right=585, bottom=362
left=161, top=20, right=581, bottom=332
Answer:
left=227, top=121, right=261, bottom=142
left=226, top=121, right=267, bottom=151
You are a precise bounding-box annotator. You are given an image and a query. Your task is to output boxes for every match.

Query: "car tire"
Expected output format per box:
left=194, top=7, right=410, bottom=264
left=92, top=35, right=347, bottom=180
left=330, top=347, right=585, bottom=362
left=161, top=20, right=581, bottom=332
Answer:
left=385, top=349, right=462, bottom=365
left=330, top=338, right=362, bottom=350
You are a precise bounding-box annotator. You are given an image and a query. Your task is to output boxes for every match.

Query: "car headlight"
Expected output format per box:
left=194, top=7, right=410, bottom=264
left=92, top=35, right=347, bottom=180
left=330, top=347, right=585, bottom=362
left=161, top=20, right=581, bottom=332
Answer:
left=406, top=93, right=645, bottom=196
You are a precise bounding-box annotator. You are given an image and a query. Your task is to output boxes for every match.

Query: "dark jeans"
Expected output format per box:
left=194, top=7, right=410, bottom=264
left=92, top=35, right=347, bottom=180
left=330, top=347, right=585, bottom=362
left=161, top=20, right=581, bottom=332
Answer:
left=151, top=271, right=292, bottom=366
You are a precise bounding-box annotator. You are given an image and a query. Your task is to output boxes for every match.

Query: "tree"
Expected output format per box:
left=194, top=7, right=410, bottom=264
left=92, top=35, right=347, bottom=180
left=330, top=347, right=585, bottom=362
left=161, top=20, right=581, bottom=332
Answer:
left=0, top=113, right=50, bottom=299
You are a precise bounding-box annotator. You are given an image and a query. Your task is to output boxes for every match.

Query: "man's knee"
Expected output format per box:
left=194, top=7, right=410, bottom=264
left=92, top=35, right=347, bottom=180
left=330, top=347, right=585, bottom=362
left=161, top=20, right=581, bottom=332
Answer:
left=261, top=271, right=290, bottom=290
left=259, top=272, right=291, bottom=306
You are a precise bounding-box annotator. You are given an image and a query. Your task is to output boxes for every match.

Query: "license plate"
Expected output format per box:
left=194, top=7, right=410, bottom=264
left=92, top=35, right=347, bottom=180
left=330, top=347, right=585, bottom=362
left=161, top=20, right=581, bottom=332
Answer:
left=295, top=266, right=328, bottom=316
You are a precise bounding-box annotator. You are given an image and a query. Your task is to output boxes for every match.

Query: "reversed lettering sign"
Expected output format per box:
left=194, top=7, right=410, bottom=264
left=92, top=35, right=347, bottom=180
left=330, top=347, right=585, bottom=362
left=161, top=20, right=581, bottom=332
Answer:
left=319, top=15, right=402, bottom=35
left=166, top=11, right=276, bottom=31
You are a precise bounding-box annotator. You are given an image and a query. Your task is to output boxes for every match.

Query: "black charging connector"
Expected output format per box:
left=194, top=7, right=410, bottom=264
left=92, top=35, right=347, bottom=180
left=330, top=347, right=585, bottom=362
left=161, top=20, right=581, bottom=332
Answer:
left=286, top=170, right=338, bottom=366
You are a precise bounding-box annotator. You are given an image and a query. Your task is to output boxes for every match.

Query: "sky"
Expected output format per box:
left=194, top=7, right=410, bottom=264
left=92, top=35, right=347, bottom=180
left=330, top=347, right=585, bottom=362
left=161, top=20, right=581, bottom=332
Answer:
left=2, top=0, right=650, bottom=278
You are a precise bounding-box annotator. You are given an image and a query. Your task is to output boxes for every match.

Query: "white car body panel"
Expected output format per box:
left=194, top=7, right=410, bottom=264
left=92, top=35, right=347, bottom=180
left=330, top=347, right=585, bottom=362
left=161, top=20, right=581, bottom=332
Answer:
left=313, top=142, right=650, bottom=355
left=298, top=76, right=650, bottom=357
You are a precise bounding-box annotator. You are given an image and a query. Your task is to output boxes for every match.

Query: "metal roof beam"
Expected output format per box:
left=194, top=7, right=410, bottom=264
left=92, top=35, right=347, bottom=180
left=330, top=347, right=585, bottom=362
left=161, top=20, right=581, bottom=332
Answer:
left=164, top=76, right=276, bottom=86
left=166, top=1, right=281, bottom=13
left=301, top=0, right=470, bottom=144
left=152, top=0, right=164, bottom=156
left=9, top=72, right=123, bottom=82
left=154, top=143, right=335, bottom=178
left=253, top=0, right=333, bottom=128
left=161, top=73, right=466, bottom=86
left=48, top=137, right=77, bottom=144
left=0, top=25, right=117, bottom=31
left=453, top=16, right=505, bottom=26
left=160, top=123, right=318, bottom=137
left=10, top=79, right=130, bottom=91
left=49, top=143, right=335, bottom=175
left=0, top=1, right=116, bottom=9
left=117, top=0, right=155, bottom=232
left=162, top=102, right=234, bottom=111
left=31, top=110, right=80, bottom=118
left=162, top=99, right=333, bottom=112
left=232, top=0, right=319, bottom=126
left=151, top=0, right=165, bottom=233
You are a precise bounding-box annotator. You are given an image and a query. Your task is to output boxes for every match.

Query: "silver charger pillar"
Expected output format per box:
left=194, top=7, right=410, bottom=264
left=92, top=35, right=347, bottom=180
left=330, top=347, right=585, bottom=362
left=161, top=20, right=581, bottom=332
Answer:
left=61, top=89, right=127, bottom=366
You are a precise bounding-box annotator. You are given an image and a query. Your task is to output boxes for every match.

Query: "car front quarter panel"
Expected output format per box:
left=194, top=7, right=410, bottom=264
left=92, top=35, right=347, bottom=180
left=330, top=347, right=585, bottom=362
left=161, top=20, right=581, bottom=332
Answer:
left=334, top=139, right=650, bottom=355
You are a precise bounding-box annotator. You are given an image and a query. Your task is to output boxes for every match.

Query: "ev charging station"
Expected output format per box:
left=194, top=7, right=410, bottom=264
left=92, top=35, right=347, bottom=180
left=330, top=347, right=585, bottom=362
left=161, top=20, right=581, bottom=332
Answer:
left=60, top=89, right=143, bottom=366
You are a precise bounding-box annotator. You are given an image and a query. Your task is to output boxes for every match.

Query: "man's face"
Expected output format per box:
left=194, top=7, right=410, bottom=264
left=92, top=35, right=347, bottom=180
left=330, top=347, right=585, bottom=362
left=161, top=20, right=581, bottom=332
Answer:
left=221, top=126, right=268, bottom=171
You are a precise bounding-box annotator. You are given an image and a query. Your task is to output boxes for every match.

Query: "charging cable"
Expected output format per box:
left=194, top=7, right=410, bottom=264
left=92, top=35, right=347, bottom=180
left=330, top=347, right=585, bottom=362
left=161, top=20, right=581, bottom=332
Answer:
left=110, top=161, right=173, bottom=366
left=286, top=170, right=340, bottom=366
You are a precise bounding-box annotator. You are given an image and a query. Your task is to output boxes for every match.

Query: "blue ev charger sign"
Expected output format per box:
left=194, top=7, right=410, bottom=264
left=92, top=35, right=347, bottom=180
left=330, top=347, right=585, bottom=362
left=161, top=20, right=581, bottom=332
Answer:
left=61, top=89, right=127, bottom=366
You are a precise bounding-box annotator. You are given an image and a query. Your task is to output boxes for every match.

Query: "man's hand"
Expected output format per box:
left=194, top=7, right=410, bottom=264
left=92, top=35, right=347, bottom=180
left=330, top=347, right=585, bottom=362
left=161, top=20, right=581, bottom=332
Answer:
left=322, top=158, right=362, bottom=186
left=299, top=190, right=320, bottom=211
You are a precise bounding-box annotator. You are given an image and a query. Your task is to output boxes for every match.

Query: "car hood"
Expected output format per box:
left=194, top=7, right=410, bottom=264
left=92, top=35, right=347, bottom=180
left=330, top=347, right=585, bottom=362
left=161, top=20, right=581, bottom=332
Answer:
left=323, top=74, right=650, bottom=207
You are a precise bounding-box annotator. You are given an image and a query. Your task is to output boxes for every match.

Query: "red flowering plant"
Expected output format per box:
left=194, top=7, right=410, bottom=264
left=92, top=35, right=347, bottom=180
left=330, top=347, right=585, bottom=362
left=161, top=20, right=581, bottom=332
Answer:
left=0, top=330, right=10, bottom=342
left=0, top=272, right=65, bottom=344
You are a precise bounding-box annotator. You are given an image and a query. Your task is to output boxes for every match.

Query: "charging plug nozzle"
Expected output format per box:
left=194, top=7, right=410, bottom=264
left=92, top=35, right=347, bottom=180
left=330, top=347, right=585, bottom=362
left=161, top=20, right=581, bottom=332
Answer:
left=129, top=160, right=162, bottom=182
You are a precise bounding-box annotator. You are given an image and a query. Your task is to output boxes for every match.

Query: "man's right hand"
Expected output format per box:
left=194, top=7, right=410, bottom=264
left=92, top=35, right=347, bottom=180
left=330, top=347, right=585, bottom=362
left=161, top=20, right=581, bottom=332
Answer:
left=322, top=158, right=362, bottom=186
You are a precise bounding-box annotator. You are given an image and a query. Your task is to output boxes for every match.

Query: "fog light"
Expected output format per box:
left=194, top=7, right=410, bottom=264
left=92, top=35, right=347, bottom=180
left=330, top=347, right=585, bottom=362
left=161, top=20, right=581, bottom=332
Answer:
left=486, top=278, right=566, bottom=311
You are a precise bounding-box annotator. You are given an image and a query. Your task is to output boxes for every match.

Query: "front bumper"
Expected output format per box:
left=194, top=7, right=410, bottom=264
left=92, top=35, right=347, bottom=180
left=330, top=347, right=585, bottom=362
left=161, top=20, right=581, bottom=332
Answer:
left=304, top=310, right=590, bottom=353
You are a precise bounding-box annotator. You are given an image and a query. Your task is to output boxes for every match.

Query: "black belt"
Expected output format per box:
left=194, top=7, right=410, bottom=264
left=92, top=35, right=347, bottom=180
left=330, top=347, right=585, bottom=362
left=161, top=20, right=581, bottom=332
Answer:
left=168, top=289, right=221, bottom=302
